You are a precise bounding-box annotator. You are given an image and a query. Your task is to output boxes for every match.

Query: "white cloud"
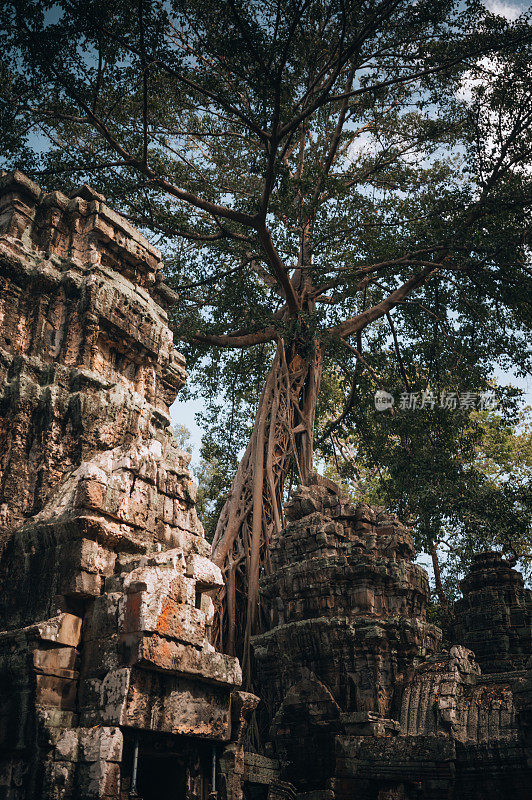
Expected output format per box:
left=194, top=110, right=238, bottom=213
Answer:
left=456, top=56, right=498, bottom=104
left=484, top=1, right=522, bottom=21
left=347, top=131, right=378, bottom=162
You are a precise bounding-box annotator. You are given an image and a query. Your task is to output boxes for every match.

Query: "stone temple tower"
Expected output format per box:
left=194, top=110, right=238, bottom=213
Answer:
left=0, top=171, right=253, bottom=800
left=454, top=551, right=532, bottom=674
left=252, top=478, right=442, bottom=793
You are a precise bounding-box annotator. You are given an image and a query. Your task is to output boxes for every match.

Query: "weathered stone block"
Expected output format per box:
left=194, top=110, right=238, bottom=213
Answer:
left=35, top=674, right=78, bottom=710
left=125, top=633, right=242, bottom=686
left=79, top=727, right=123, bottom=763
left=38, top=614, right=82, bottom=647
left=54, top=729, right=79, bottom=762
left=62, top=569, right=102, bottom=598
left=77, top=760, right=120, bottom=799
left=122, top=669, right=232, bottom=740
left=83, top=593, right=121, bottom=642
left=186, top=553, right=224, bottom=590
left=33, top=646, right=78, bottom=678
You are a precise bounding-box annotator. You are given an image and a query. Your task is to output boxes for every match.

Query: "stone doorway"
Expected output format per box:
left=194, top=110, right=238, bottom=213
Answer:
left=243, top=783, right=269, bottom=800
left=136, top=752, right=187, bottom=800
left=121, top=732, right=213, bottom=800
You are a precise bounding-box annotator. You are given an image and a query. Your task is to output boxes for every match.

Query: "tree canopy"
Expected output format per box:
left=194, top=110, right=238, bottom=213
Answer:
left=1, top=0, right=531, bottom=669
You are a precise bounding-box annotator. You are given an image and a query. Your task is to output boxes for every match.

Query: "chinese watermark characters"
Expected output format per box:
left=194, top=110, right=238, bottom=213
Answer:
left=374, top=389, right=498, bottom=412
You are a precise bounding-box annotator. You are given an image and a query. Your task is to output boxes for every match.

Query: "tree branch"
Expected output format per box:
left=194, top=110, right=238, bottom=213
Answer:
left=280, top=27, right=530, bottom=142
left=386, top=310, right=411, bottom=390
left=61, top=88, right=256, bottom=226
left=316, top=328, right=362, bottom=446
left=329, top=265, right=439, bottom=339
left=189, top=328, right=276, bottom=348
left=254, top=219, right=300, bottom=314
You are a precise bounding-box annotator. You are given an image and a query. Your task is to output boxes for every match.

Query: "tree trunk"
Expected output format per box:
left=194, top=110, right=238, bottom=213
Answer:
left=211, top=337, right=322, bottom=681
left=431, top=542, right=449, bottom=609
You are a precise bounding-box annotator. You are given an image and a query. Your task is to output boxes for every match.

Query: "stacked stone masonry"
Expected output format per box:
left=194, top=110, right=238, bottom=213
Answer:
left=252, top=478, right=532, bottom=799
left=454, top=551, right=532, bottom=674
left=0, top=171, right=256, bottom=800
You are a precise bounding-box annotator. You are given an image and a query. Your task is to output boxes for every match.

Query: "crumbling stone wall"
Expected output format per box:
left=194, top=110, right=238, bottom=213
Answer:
left=253, top=480, right=532, bottom=799
left=0, top=171, right=185, bottom=537
left=0, top=171, right=249, bottom=800
left=252, top=477, right=441, bottom=793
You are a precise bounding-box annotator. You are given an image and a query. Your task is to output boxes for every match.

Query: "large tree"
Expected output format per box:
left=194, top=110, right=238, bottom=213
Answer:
left=1, top=0, right=531, bottom=674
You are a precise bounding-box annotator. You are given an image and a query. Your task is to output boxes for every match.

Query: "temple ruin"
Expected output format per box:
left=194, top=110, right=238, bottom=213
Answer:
left=254, top=482, right=532, bottom=799
left=0, top=171, right=530, bottom=799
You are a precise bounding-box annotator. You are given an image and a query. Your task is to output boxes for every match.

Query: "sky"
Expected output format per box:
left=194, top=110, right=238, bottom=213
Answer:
left=170, top=397, right=206, bottom=463
left=483, top=0, right=527, bottom=20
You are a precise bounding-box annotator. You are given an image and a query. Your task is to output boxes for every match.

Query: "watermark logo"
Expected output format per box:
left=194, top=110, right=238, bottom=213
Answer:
left=374, top=390, right=395, bottom=411
left=374, top=389, right=498, bottom=412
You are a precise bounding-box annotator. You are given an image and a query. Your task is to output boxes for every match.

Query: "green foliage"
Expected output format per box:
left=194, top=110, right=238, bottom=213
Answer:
left=194, top=453, right=228, bottom=544
left=1, top=0, right=530, bottom=576
left=317, top=361, right=532, bottom=592
left=171, top=423, right=193, bottom=453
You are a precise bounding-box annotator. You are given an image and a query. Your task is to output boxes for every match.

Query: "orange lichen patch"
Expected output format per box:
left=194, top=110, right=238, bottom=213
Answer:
left=155, top=597, right=205, bottom=647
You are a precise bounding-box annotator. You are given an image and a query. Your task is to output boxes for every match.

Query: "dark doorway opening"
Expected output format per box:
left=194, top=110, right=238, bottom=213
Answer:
left=136, top=753, right=187, bottom=800
left=243, top=783, right=269, bottom=800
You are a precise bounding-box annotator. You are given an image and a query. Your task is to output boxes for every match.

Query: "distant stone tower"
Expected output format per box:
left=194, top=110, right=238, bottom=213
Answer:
left=455, top=551, right=532, bottom=673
